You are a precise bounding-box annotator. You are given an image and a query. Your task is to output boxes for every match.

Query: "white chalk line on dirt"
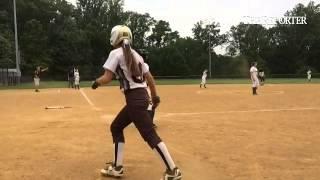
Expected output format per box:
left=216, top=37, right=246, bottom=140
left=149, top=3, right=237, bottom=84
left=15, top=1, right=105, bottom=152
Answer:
left=79, top=89, right=102, bottom=112
left=231, top=90, right=284, bottom=95
left=33, top=89, right=61, bottom=94
left=80, top=89, right=95, bottom=107
left=161, top=107, right=320, bottom=117
left=196, top=90, right=284, bottom=95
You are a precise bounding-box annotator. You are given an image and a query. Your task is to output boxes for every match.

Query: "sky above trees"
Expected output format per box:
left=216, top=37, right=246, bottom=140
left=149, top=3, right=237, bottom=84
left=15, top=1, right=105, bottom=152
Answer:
left=67, top=0, right=316, bottom=36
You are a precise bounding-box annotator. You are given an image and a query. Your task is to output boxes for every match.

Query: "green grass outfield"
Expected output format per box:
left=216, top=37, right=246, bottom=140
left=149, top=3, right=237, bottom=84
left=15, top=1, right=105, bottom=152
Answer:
left=0, top=78, right=319, bottom=90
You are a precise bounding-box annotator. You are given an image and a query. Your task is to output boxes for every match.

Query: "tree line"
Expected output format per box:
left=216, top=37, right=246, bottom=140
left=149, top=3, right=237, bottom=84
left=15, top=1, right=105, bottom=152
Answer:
left=0, top=0, right=319, bottom=80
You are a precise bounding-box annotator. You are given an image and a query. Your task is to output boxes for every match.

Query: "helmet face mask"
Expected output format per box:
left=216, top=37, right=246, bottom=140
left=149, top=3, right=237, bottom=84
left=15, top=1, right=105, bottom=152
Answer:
left=110, top=25, right=132, bottom=47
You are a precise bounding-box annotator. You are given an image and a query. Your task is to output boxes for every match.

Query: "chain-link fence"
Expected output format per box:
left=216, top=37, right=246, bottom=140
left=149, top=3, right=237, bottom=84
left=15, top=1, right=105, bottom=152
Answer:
left=0, top=68, right=19, bottom=86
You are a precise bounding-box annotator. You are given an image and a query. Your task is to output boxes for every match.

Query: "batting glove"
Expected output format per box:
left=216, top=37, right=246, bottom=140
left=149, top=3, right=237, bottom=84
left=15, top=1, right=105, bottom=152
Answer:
left=91, top=81, right=100, bottom=89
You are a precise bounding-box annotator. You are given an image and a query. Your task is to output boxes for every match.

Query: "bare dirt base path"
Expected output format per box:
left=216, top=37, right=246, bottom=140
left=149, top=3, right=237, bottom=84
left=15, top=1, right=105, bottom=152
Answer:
left=1, top=84, right=320, bottom=180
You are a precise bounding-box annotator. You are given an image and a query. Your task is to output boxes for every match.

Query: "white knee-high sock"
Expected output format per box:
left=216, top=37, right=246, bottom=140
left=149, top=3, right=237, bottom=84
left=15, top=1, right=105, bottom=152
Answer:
left=114, top=142, right=124, bottom=166
left=153, top=142, right=176, bottom=170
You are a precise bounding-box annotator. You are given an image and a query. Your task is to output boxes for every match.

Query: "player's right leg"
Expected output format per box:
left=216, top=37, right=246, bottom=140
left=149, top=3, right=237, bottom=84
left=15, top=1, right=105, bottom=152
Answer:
left=200, top=79, right=205, bottom=88
left=253, top=86, right=258, bottom=95
left=252, top=80, right=259, bottom=95
left=101, top=106, right=132, bottom=178
left=34, top=78, right=40, bottom=92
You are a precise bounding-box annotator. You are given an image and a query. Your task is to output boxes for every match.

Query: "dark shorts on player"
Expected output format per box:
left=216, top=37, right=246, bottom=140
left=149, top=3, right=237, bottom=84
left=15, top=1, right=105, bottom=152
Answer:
left=110, top=88, right=161, bottom=149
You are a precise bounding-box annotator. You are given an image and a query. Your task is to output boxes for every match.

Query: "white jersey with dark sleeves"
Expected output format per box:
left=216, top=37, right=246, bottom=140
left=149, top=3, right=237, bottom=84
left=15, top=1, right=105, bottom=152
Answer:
left=103, top=47, right=149, bottom=90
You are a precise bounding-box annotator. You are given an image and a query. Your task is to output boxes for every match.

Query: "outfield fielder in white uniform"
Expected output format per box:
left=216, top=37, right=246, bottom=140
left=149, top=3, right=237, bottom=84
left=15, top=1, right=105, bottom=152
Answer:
left=307, top=69, right=312, bottom=82
left=74, top=68, right=80, bottom=89
left=250, top=62, right=259, bottom=95
left=200, top=69, right=208, bottom=88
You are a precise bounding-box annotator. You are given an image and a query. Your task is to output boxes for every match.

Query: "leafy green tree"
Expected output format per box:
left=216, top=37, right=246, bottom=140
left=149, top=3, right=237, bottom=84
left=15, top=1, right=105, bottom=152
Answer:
left=47, top=0, right=84, bottom=78
left=228, top=24, right=268, bottom=57
left=192, top=21, right=227, bottom=51
left=0, top=7, right=14, bottom=67
left=75, top=0, right=125, bottom=77
left=123, top=11, right=155, bottom=49
left=147, top=20, right=179, bottom=48
left=13, top=0, right=56, bottom=75
left=268, top=1, right=320, bottom=73
left=0, top=35, right=14, bottom=67
left=20, top=19, right=50, bottom=71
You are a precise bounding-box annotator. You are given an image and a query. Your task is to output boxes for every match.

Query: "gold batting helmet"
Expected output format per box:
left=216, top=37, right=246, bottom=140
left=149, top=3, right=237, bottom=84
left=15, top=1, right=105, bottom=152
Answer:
left=110, top=25, right=132, bottom=47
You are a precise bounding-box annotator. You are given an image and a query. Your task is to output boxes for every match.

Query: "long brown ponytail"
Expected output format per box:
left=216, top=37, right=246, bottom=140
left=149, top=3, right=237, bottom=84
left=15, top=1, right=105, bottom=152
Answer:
left=122, top=39, right=141, bottom=77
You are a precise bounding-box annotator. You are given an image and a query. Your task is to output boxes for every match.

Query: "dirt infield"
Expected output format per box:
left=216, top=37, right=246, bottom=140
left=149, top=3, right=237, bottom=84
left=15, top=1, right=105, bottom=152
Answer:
left=1, top=84, right=320, bottom=180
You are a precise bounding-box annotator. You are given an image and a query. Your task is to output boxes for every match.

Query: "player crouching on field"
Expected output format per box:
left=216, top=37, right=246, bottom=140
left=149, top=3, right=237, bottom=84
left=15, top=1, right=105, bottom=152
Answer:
left=250, top=62, right=260, bottom=95
left=91, top=25, right=182, bottom=180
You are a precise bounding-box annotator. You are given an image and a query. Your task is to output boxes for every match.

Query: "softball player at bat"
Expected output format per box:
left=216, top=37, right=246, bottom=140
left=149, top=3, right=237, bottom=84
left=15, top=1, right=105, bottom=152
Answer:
left=200, top=69, right=208, bottom=88
left=91, top=25, right=181, bottom=180
left=250, top=62, right=259, bottom=95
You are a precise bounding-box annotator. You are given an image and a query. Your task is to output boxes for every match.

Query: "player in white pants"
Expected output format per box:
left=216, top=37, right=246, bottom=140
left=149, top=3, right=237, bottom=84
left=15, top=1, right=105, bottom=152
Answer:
left=250, top=62, right=260, bottom=95
left=307, top=69, right=312, bottom=82
left=200, top=69, right=208, bottom=88
left=74, top=68, right=80, bottom=89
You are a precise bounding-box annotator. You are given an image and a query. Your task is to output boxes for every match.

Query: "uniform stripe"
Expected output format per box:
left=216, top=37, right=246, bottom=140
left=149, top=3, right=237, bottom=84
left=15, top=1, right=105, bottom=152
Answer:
left=114, top=142, right=124, bottom=166
left=155, top=146, right=171, bottom=170
left=154, top=142, right=176, bottom=170
left=79, top=89, right=95, bottom=107
left=116, top=66, right=130, bottom=90
left=114, top=143, right=118, bottom=166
